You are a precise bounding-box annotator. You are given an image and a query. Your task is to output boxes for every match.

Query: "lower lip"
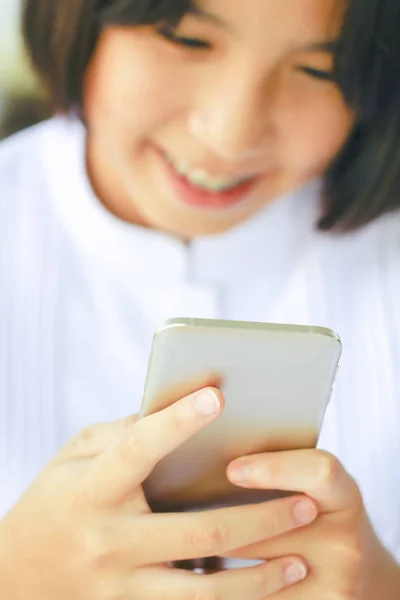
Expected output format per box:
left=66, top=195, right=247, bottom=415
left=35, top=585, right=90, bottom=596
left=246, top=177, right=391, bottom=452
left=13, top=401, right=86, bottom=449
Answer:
left=159, top=151, right=259, bottom=210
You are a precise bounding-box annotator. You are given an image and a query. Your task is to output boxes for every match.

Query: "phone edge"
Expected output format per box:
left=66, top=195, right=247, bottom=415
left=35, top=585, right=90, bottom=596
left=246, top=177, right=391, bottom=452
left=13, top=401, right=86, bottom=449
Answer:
left=160, top=317, right=342, bottom=346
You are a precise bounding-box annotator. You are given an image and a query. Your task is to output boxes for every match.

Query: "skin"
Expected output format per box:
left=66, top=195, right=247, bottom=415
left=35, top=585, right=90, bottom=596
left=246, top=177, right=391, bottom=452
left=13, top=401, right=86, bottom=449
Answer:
left=1, top=390, right=399, bottom=599
left=0, top=390, right=316, bottom=599
left=83, top=0, right=354, bottom=239
left=225, top=452, right=400, bottom=599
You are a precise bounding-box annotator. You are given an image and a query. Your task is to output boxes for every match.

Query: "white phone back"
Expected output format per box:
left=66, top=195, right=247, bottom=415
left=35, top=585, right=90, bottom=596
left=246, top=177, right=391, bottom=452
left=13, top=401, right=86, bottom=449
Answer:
left=141, top=318, right=341, bottom=512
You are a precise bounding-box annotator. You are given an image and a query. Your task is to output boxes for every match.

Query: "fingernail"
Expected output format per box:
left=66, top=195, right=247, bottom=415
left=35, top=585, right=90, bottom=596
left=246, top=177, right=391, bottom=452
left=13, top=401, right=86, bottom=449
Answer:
left=194, top=389, right=220, bottom=416
left=293, top=500, right=318, bottom=525
left=285, top=562, right=307, bottom=584
left=228, top=462, right=251, bottom=483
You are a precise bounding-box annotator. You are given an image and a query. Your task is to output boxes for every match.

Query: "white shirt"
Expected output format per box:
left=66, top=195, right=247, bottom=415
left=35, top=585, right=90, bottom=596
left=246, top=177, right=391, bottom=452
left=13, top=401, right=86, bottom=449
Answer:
left=0, top=115, right=400, bottom=561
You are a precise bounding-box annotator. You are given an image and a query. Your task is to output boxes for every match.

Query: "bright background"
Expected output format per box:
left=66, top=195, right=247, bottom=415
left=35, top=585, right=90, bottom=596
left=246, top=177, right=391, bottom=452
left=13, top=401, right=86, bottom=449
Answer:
left=0, top=0, right=47, bottom=138
left=0, top=0, right=36, bottom=93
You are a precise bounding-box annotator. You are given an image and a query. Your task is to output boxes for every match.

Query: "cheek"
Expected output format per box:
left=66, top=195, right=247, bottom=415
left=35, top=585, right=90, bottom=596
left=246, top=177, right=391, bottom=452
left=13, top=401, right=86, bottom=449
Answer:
left=83, top=29, right=185, bottom=140
left=275, top=87, right=354, bottom=173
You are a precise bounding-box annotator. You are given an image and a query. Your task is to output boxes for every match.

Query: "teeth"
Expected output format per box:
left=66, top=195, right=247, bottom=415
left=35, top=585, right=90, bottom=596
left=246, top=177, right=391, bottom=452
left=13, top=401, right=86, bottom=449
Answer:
left=167, top=155, right=246, bottom=192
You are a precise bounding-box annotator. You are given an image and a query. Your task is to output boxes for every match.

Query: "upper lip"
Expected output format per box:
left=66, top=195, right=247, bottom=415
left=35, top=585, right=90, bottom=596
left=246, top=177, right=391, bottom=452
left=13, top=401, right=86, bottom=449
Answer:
left=158, top=146, right=266, bottom=181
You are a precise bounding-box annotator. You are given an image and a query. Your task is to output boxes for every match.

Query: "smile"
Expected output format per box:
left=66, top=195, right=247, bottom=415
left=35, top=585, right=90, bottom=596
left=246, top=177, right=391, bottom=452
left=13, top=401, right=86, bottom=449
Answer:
left=163, top=152, right=255, bottom=193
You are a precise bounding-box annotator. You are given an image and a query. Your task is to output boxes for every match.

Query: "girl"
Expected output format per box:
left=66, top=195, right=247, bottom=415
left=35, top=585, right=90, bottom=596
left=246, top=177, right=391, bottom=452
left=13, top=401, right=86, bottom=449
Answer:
left=0, top=0, right=400, bottom=598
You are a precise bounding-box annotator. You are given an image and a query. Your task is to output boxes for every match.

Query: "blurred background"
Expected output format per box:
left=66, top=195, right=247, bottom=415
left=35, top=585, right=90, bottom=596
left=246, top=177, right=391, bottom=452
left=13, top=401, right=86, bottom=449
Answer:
left=0, top=0, right=50, bottom=140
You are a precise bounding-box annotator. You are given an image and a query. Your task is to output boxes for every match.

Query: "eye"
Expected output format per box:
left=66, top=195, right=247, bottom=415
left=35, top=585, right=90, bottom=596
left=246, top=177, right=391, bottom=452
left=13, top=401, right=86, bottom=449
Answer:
left=297, top=66, right=335, bottom=82
left=157, top=27, right=211, bottom=50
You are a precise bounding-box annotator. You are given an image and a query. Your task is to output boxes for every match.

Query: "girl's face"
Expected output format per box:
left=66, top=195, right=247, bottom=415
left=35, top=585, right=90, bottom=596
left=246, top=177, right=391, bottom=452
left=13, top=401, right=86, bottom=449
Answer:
left=84, top=0, right=354, bottom=239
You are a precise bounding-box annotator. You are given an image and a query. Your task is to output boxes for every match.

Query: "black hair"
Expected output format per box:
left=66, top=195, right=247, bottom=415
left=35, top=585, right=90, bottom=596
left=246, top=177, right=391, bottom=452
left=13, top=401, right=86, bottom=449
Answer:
left=22, top=0, right=400, bottom=231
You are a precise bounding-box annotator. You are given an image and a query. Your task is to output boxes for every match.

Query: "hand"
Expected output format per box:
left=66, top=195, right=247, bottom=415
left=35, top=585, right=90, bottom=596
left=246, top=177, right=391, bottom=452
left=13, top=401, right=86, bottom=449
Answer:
left=0, top=389, right=318, bottom=600
left=225, top=449, right=391, bottom=599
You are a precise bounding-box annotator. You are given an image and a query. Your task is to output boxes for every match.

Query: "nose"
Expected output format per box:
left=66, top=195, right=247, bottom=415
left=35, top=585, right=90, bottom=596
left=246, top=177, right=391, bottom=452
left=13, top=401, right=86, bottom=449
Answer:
left=188, top=67, right=274, bottom=163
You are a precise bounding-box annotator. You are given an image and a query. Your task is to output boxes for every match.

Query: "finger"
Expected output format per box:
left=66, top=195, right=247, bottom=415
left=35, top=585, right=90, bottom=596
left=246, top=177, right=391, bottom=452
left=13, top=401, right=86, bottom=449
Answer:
left=227, top=449, right=361, bottom=513
left=88, top=388, right=223, bottom=504
left=56, top=416, right=139, bottom=461
left=263, top=581, right=319, bottom=600
left=222, top=522, right=318, bottom=561
left=224, top=522, right=359, bottom=592
left=262, top=577, right=322, bottom=600
left=110, top=494, right=317, bottom=564
left=130, top=558, right=308, bottom=600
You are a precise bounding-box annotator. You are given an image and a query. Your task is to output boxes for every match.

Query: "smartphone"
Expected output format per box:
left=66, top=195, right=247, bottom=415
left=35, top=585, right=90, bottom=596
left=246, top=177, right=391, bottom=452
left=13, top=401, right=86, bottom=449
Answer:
left=140, top=318, right=341, bottom=513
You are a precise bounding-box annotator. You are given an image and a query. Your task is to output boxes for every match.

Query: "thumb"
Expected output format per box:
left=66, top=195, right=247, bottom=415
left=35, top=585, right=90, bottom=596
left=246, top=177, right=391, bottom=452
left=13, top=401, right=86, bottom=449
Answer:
left=86, top=388, right=223, bottom=507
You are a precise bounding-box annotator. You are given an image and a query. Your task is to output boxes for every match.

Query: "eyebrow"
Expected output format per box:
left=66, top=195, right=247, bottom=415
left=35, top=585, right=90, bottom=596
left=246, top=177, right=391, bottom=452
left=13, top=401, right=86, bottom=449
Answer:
left=305, top=40, right=339, bottom=53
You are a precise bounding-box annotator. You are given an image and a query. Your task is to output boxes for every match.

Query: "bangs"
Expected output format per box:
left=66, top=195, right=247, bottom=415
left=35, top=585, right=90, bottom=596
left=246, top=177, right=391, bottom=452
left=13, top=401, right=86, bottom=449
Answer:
left=98, top=0, right=192, bottom=28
